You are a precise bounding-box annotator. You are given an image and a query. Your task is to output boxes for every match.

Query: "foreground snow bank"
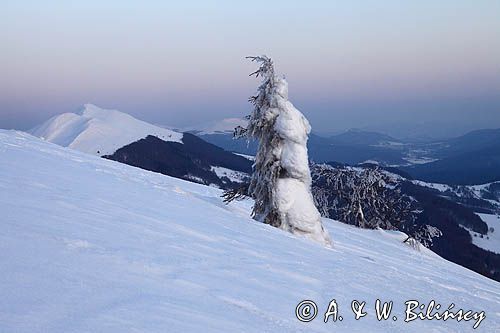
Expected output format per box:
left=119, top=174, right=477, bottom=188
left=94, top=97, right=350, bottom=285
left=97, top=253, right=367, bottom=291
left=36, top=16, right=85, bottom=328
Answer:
left=1, top=130, right=499, bottom=333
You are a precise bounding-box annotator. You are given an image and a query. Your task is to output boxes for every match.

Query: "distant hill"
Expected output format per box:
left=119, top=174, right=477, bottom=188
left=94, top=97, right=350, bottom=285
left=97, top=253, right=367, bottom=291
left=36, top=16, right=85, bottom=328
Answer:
left=29, top=104, right=183, bottom=156
left=328, top=128, right=400, bottom=146
left=188, top=120, right=408, bottom=165
left=308, top=133, right=407, bottom=165
left=30, top=105, right=252, bottom=188
left=403, top=129, right=500, bottom=185
left=104, top=134, right=251, bottom=189
left=438, top=128, right=500, bottom=157
left=188, top=120, right=500, bottom=185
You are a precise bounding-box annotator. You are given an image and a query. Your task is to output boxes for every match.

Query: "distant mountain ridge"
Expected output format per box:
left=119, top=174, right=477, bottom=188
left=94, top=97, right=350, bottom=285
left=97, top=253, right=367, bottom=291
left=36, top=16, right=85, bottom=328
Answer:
left=186, top=119, right=500, bottom=185
left=29, top=105, right=251, bottom=188
left=403, top=128, right=500, bottom=185
left=328, top=128, right=400, bottom=146
left=30, top=108, right=500, bottom=185
left=181, top=118, right=248, bottom=135
left=443, top=128, right=500, bottom=156
left=186, top=120, right=409, bottom=165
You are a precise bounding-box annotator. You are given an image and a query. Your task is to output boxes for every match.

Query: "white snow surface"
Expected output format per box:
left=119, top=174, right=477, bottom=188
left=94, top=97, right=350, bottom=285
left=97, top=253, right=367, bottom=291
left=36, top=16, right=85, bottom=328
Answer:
left=276, top=178, right=331, bottom=246
left=29, top=104, right=183, bottom=156
left=1, top=130, right=500, bottom=333
left=182, top=118, right=248, bottom=135
left=412, top=179, right=453, bottom=192
left=211, top=166, right=248, bottom=183
left=469, top=214, right=500, bottom=255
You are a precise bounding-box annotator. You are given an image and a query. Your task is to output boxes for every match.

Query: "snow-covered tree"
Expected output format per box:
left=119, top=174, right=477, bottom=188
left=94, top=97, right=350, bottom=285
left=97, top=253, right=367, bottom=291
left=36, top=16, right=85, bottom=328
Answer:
left=311, top=163, right=416, bottom=230
left=310, top=163, right=442, bottom=249
left=230, top=56, right=331, bottom=246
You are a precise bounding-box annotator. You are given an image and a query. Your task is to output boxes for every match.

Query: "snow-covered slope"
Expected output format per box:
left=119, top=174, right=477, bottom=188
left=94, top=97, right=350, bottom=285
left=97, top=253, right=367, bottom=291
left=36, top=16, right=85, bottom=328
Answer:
left=412, top=179, right=500, bottom=213
left=1, top=130, right=499, bottom=333
left=29, top=104, right=183, bottom=156
left=181, top=117, right=248, bottom=135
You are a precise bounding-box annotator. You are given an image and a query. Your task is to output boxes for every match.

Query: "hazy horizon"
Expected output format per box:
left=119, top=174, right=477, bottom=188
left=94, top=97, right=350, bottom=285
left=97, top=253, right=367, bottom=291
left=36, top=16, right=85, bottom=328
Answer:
left=2, top=1, right=500, bottom=139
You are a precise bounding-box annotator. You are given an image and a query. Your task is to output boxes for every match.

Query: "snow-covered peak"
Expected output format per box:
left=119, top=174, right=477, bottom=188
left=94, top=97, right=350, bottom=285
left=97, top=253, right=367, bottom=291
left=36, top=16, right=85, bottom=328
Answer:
left=29, top=104, right=183, bottom=156
left=182, top=118, right=248, bottom=135
left=76, top=103, right=124, bottom=119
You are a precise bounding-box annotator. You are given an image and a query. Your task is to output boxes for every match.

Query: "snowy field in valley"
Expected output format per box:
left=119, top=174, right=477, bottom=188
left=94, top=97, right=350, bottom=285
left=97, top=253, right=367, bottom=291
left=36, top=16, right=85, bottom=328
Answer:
left=1, top=130, right=499, bottom=333
left=412, top=179, right=453, bottom=192
left=470, top=214, right=500, bottom=255
left=210, top=166, right=249, bottom=183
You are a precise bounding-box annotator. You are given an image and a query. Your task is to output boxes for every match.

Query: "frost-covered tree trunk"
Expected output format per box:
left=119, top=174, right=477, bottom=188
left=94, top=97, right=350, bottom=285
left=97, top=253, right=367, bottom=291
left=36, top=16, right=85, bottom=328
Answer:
left=237, top=56, right=331, bottom=246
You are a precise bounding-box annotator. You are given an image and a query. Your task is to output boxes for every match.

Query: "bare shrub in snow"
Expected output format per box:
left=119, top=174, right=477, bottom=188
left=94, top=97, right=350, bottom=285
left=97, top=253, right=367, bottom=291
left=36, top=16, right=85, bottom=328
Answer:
left=311, top=163, right=442, bottom=248
left=311, top=163, right=416, bottom=230
left=404, top=225, right=443, bottom=250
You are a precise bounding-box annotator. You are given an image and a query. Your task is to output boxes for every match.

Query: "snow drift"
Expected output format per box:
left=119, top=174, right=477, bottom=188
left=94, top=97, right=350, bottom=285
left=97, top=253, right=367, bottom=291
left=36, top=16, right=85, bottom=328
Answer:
left=1, top=130, right=499, bottom=332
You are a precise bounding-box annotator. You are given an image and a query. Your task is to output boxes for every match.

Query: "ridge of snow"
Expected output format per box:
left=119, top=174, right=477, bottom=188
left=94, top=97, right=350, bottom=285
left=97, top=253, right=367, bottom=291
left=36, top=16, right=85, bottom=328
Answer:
left=181, top=117, right=248, bottom=135
left=1, top=130, right=499, bottom=332
left=29, top=103, right=183, bottom=156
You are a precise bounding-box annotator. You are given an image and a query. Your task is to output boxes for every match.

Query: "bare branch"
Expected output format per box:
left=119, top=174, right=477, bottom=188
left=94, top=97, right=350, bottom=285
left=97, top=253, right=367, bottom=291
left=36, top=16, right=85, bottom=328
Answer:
left=222, top=183, right=250, bottom=204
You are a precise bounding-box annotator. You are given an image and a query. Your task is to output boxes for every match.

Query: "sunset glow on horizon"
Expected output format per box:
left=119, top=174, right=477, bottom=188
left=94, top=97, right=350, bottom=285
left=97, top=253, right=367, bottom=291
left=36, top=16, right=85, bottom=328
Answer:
left=2, top=0, right=500, bottom=137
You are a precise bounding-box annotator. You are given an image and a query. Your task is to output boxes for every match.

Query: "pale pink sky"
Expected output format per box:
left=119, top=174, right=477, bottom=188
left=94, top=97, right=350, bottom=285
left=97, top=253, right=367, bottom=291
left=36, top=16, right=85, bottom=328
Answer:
left=2, top=1, right=500, bottom=138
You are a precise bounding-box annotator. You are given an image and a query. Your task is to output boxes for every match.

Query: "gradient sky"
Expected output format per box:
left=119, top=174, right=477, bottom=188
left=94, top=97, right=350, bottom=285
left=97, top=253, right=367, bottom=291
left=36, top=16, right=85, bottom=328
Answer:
left=2, top=0, right=500, bottom=138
